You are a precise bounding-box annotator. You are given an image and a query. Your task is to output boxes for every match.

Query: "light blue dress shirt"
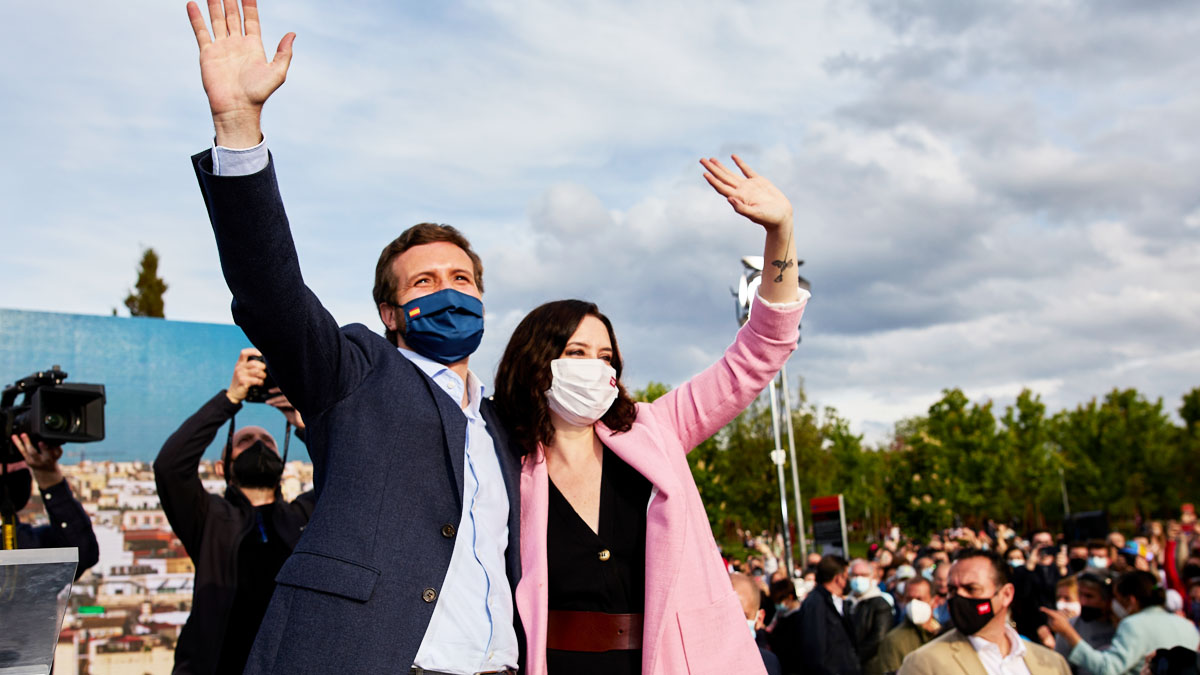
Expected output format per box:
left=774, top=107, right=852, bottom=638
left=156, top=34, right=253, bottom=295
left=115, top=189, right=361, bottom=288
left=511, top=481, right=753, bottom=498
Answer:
left=211, top=145, right=518, bottom=673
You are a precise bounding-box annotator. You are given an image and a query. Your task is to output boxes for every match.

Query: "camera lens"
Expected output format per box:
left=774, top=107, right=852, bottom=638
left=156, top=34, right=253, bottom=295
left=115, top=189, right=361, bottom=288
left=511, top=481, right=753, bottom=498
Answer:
left=43, top=410, right=82, bottom=434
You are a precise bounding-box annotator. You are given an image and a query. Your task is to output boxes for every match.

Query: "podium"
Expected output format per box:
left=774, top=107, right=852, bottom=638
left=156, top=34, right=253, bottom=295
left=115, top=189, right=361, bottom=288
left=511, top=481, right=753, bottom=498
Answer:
left=0, top=548, right=78, bottom=675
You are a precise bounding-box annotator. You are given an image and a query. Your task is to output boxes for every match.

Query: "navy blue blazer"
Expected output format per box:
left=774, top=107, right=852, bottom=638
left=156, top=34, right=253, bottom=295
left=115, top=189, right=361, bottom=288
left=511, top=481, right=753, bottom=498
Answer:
left=191, top=151, right=523, bottom=673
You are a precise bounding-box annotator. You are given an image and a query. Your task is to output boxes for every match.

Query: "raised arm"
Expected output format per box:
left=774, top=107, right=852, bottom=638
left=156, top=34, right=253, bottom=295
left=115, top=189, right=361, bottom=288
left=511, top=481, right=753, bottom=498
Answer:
left=10, top=434, right=100, bottom=578
left=188, top=0, right=370, bottom=417
left=641, top=157, right=807, bottom=450
left=153, top=350, right=263, bottom=556
left=187, top=0, right=294, bottom=148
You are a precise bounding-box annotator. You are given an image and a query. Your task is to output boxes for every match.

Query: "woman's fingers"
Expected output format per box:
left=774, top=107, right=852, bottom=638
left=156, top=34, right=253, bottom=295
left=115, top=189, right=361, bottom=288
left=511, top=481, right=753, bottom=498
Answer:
left=701, top=157, right=740, bottom=187
left=731, top=154, right=758, bottom=179
left=703, top=171, right=735, bottom=197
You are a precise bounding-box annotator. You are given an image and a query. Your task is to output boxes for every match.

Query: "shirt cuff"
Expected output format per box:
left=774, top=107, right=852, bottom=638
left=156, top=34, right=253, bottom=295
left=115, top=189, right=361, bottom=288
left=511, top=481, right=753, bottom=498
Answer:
left=755, top=288, right=811, bottom=309
left=212, top=138, right=269, bottom=176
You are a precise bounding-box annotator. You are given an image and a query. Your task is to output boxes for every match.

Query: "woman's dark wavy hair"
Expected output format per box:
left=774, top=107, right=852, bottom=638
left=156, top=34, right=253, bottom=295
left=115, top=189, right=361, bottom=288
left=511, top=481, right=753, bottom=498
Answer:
left=494, top=300, right=637, bottom=456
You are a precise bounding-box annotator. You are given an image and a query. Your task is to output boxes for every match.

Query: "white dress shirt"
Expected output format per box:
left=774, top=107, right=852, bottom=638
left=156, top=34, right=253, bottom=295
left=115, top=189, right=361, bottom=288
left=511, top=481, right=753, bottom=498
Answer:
left=967, top=624, right=1033, bottom=675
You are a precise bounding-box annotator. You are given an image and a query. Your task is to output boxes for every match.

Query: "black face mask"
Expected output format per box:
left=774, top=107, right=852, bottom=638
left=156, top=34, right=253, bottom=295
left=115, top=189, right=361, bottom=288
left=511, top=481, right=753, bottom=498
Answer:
left=948, top=593, right=997, bottom=635
left=1078, top=605, right=1103, bottom=622
left=1068, top=558, right=1087, bottom=575
left=232, top=441, right=283, bottom=489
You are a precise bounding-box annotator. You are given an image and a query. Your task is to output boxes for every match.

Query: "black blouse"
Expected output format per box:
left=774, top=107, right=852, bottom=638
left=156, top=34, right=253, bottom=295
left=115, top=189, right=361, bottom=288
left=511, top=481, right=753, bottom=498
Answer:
left=546, top=446, right=652, bottom=675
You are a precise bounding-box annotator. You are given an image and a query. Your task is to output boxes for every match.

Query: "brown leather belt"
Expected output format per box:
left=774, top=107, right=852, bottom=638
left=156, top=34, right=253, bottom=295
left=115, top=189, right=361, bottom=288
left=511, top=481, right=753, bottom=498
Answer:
left=546, top=610, right=643, bottom=652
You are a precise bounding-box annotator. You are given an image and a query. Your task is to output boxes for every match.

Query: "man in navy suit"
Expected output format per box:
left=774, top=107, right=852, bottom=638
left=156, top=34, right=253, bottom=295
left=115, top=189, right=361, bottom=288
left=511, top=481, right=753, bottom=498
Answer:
left=185, top=1, right=521, bottom=672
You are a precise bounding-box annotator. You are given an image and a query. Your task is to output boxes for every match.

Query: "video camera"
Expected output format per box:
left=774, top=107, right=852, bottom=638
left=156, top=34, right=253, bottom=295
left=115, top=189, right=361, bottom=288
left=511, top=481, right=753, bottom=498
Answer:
left=1, top=366, right=105, bottom=461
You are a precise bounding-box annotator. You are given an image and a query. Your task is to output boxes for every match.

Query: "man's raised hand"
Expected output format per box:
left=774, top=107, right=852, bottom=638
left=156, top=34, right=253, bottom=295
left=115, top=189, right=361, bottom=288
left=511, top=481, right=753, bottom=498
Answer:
left=187, top=0, right=294, bottom=148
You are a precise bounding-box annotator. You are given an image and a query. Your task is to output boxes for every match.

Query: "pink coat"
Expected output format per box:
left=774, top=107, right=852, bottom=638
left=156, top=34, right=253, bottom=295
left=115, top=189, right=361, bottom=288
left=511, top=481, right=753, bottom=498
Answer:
left=515, top=293, right=808, bottom=675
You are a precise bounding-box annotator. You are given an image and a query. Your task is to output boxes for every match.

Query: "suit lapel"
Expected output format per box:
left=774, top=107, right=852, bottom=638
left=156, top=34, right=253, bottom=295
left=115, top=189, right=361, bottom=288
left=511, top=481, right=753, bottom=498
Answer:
left=480, top=400, right=522, bottom=579
left=947, top=631, right=989, bottom=675
left=1022, top=645, right=1053, bottom=675
left=408, top=359, right=466, bottom=510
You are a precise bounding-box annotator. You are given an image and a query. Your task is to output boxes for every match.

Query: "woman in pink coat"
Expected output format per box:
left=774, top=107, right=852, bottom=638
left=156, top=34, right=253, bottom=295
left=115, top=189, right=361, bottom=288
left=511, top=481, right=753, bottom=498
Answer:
left=493, top=156, right=808, bottom=675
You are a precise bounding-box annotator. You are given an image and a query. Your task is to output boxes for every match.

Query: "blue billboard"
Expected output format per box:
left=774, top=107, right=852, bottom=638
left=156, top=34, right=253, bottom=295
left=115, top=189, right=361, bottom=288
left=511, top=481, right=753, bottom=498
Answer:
left=0, top=309, right=306, bottom=462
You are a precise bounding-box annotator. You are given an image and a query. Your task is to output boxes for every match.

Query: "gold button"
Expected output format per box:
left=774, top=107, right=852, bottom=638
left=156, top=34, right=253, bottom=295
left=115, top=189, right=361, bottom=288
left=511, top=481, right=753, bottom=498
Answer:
left=441, top=524, right=456, bottom=538
left=422, top=588, right=437, bottom=603
left=598, top=549, right=611, bottom=562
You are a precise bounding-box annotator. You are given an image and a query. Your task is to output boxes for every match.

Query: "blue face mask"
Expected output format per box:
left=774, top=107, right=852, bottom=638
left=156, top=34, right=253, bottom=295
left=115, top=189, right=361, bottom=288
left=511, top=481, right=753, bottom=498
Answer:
left=398, top=289, right=484, bottom=364
left=932, top=601, right=951, bottom=625
left=850, top=576, right=873, bottom=595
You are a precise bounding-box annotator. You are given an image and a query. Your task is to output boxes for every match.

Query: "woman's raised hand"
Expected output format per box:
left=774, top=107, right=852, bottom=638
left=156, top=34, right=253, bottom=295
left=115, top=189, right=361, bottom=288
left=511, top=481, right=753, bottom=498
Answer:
left=701, top=155, right=794, bottom=232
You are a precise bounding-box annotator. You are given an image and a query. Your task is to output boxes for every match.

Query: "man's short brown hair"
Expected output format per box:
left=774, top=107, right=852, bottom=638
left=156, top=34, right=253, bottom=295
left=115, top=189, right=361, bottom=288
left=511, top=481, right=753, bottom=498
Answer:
left=373, top=223, right=484, bottom=345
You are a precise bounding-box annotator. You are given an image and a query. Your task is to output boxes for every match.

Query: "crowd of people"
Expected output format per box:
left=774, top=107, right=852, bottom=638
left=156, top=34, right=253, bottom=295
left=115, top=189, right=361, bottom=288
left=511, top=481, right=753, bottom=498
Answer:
left=728, top=517, right=1200, bottom=674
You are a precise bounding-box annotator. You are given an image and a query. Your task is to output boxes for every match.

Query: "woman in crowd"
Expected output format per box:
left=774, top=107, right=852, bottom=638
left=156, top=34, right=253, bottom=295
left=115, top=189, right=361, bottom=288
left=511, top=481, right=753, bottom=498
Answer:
left=1044, top=570, right=1200, bottom=675
left=494, top=155, right=807, bottom=675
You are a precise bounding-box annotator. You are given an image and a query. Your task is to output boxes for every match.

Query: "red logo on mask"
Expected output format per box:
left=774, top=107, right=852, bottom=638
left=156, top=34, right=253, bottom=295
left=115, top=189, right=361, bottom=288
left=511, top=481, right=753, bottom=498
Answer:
left=609, top=377, right=616, bottom=387
left=976, top=601, right=991, bottom=615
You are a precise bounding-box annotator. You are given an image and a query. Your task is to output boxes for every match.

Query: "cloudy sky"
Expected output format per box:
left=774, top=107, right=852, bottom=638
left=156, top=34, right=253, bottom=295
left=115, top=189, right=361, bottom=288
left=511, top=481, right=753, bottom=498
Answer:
left=3, top=0, right=1198, bottom=444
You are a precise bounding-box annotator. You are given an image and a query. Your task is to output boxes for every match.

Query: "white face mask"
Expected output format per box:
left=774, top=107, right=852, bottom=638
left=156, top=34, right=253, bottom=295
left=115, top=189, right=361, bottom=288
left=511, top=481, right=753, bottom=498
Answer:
left=1057, top=600, right=1082, bottom=617
left=906, top=598, right=932, bottom=625
left=747, top=619, right=758, bottom=638
left=545, top=358, right=619, bottom=427
left=1111, top=598, right=1129, bottom=620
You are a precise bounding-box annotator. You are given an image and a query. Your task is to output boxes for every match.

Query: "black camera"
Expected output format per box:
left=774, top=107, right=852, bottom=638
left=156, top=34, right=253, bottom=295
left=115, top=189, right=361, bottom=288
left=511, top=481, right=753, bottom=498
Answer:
left=243, top=355, right=278, bottom=404
left=2, top=366, right=106, bottom=461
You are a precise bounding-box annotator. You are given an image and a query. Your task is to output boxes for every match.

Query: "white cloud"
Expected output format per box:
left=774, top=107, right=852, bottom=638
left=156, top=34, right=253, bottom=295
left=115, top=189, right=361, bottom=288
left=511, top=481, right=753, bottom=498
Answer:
left=1, top=0, right=1198, bottom=445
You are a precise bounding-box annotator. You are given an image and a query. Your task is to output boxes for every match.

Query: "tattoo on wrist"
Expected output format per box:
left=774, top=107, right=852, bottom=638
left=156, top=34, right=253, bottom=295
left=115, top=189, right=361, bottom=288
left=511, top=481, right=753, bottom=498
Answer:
left=769, top=227, right=795, bottom=283
left=770, top=258, right=794, bottom=282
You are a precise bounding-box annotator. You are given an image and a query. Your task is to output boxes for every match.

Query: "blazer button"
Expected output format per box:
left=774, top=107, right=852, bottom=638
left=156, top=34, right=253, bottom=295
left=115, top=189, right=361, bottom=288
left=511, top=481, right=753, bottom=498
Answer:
left=441, top=524, right=456, bottom=538
left=422, top=588, right=437, bottom=603
left=598, top=549, right=611, bottom=562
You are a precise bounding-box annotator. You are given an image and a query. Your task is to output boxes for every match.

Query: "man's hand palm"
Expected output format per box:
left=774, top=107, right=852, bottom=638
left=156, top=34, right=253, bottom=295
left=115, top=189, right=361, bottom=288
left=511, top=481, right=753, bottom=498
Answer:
left=200, top=39, right=282, bottom=114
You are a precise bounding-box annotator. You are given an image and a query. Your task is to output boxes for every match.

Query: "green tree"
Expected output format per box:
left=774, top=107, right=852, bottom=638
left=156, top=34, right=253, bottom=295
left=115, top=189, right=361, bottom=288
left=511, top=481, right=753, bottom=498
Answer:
left=890, top=389, right=1003, bottom=533
left=123, top=247, right=168, bottom=318
left=1180, top=388, right=1200, bottom=502
left=997, top=390, right=1057, bottom=529
left=1050, top=389, right=1178, bottom=521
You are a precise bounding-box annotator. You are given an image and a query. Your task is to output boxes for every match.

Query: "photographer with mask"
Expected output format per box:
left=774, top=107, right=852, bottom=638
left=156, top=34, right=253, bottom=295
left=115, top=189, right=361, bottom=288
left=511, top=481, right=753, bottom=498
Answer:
left=3, top=434, right=99, bottom=579
left=154, top=348, right=314, bottom=675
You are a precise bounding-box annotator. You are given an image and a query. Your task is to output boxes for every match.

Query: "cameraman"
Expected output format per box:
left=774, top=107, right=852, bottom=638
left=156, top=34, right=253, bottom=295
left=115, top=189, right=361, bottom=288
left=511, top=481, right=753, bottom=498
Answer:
left=3, top=433, right=100, bottom=579
left=153, top=348, right=314, bottom=675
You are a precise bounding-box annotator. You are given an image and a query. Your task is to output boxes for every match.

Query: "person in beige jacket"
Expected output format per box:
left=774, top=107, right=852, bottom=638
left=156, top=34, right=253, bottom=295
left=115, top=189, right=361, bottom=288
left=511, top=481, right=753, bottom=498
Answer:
left=899, top=550, right=1070, bottom=675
